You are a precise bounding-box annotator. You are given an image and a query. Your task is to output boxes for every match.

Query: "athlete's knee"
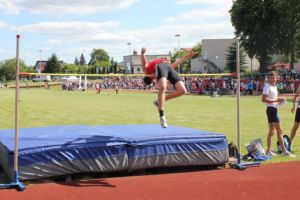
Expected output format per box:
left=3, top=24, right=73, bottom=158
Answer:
left=268, top=126, right=275, bottom=137
left=276, top=129, right=283, bottom=136
left=160, top=84, right=167, bottom=92
left=268, top=131, right=275, bottom=137
left=175, top=82, right=187, bottom=95
left=179, top=87, right=187, bottom=95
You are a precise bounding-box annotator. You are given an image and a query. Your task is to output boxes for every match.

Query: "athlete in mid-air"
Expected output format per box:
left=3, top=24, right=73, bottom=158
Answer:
left=141, top=47, right=197, bottom=128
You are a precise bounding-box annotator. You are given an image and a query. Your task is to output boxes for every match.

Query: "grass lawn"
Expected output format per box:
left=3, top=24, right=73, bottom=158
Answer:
left=0, top=87, right=299, bottom=164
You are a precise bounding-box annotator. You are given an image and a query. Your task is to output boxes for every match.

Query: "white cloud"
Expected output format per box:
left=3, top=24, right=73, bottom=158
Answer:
left=46, top=39, right=63, bottom=46
left=0, top=0, right=137, bottom=15
left=0, top=20, right=8, bottom=28
left=162, top=8, right=230, bottom=24
left=159, top=5, right=234, bottom=41
left=11, top=17, right=234, bottom=64
left=12, top=21, right=120, bottom=35
left=160, top=2, right=234, bottom=43
left=7, top=1, right=235, bottom=65
left=174, top=0, right=233, bottom=22
left=176, top=0, right=232, bottom=6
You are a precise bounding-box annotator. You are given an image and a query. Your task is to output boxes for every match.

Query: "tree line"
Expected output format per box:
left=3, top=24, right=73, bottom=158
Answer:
left=44, top=48, right=122, bottom=75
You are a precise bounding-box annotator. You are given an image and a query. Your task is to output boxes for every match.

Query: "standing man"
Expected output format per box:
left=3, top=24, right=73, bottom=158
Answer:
left=141, top=47, right=197, bottom=128
left=262, top=71, right=295, bottom=157
left=95, top=82, right=100, bottom=94
left=115, top=80, right=119, bottom=95
left=290, top=82, right=300, bottom=145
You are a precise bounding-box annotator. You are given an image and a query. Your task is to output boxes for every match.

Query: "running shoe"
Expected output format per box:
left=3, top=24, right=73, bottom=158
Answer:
left=265, top=151, right=277, bottom=157
left=282, top=151, right=296, bottom=158
left=160, top=116, right=168, bottom=128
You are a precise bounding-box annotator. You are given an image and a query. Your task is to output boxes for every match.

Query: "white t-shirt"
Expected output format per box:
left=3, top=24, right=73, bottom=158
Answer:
left=262, top=83, right=278, bottom=107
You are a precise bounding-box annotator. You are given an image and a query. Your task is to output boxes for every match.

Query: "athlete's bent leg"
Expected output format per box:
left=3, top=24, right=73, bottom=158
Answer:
left=158, top=77, right=167, bottom=110
left=165, top=81, right=187, bottom=101
left=157, top=78, right=168, bottom=128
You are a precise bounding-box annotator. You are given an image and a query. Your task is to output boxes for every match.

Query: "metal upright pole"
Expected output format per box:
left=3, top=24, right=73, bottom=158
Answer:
left=231, top=38, right=261, bottom=170
left=14, top=35, right=20, bottom=174
left=13, top=34, right=25, bottom=190
left=236, top=38, right=241, bottom=164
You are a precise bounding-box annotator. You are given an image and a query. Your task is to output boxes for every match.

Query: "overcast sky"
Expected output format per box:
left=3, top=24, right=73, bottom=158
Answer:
left=0, top=0, right=234, bottom=66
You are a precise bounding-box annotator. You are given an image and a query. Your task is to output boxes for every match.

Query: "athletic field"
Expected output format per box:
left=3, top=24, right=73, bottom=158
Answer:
left=0, top=87, right=298, bottom=163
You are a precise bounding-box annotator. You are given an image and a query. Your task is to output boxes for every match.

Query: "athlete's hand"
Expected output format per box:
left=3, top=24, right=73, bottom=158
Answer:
left=291, top=105, right=295, bottom=113
left=141, top=47, right=146, bottom=55
left=277, top=97, right=286, bottom=103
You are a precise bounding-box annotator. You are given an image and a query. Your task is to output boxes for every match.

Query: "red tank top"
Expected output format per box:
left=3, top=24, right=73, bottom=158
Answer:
left=146, top=58, right=168, bottom=74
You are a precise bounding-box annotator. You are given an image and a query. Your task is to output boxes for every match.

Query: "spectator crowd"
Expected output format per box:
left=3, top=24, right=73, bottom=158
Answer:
left=60, top=72, right=299, bottom=96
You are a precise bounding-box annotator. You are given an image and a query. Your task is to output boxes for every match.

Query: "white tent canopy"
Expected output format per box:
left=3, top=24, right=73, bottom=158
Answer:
left=61, top=76, right=79, bottom=81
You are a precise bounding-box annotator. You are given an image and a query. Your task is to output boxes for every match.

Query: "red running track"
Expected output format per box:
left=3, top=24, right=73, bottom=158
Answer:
left=1, top=161, right=300, bottom=200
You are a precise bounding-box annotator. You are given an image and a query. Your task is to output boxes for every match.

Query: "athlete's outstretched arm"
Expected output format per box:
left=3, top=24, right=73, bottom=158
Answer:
left=141, top=47, right=148, bottom=73
left=171, top=51, right=197, bottom=69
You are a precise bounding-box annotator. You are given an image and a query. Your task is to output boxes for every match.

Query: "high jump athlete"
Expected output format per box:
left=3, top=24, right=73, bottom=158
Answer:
left=141, top=47, right=197, bottom=128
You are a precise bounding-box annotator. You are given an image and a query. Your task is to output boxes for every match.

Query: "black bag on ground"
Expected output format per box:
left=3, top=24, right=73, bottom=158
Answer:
left=228, top=142, right=238, bottom=158
left=277, top=135, right=291, bottom=153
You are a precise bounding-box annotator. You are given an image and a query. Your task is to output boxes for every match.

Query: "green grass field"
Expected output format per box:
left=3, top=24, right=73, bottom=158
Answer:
left=0, top=87, right=299, bottom=164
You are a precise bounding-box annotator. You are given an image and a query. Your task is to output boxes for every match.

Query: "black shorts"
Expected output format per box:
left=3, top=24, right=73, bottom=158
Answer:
left=295, top=108, right=300, bottom=122
left=156, top=62, right=181, bottom=85
left=266, top=106, right=280, bottom=123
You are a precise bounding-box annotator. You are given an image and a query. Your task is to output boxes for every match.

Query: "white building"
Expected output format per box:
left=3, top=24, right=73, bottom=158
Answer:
left=191, top=39, right=259, bottom=73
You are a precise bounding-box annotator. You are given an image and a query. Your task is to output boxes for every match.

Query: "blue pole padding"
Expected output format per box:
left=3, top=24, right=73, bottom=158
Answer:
left=231, top=152, right=261, bottom=170
left=237, top=152, right=241, bottom=164
left=0, top=183, right=11, bottom=189
left=0, top=171, right=25, bottom=191
left=13, top=171, right=19, bottom=182
left=13, top=171, right=25, bottom=191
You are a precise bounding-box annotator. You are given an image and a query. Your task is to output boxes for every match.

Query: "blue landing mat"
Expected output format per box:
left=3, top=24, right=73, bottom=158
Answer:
left=0, top=125, right=229, bottom=180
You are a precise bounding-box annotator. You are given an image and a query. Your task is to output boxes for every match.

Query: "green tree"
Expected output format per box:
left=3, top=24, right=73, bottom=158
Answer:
left=0, top=58, right=27, bottom=81
left=74, top=57, right=79, bottom=65
left=88, top=49, right=110, bottom=66
left=225, top=41, right=246, bottom=72
left=79, top=53, right=86, bottom=66
left=94, top=60, right=111, bottom=74
left=296, top=31, right=300, bottom=59
left=61, top=64, right=79, bottom=73
left=192, top=42, right=202, bottom=57
left=110, top=58, right=117, bottom=73
left=276, top=0, right=300, bottom=68
left=44, top=53, right=61, bottom=73
left=230, top=0, right=280, bottom=72
left=112, top=60, right=118, bottom=74
left=88, top=49, right=111, bottom=74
